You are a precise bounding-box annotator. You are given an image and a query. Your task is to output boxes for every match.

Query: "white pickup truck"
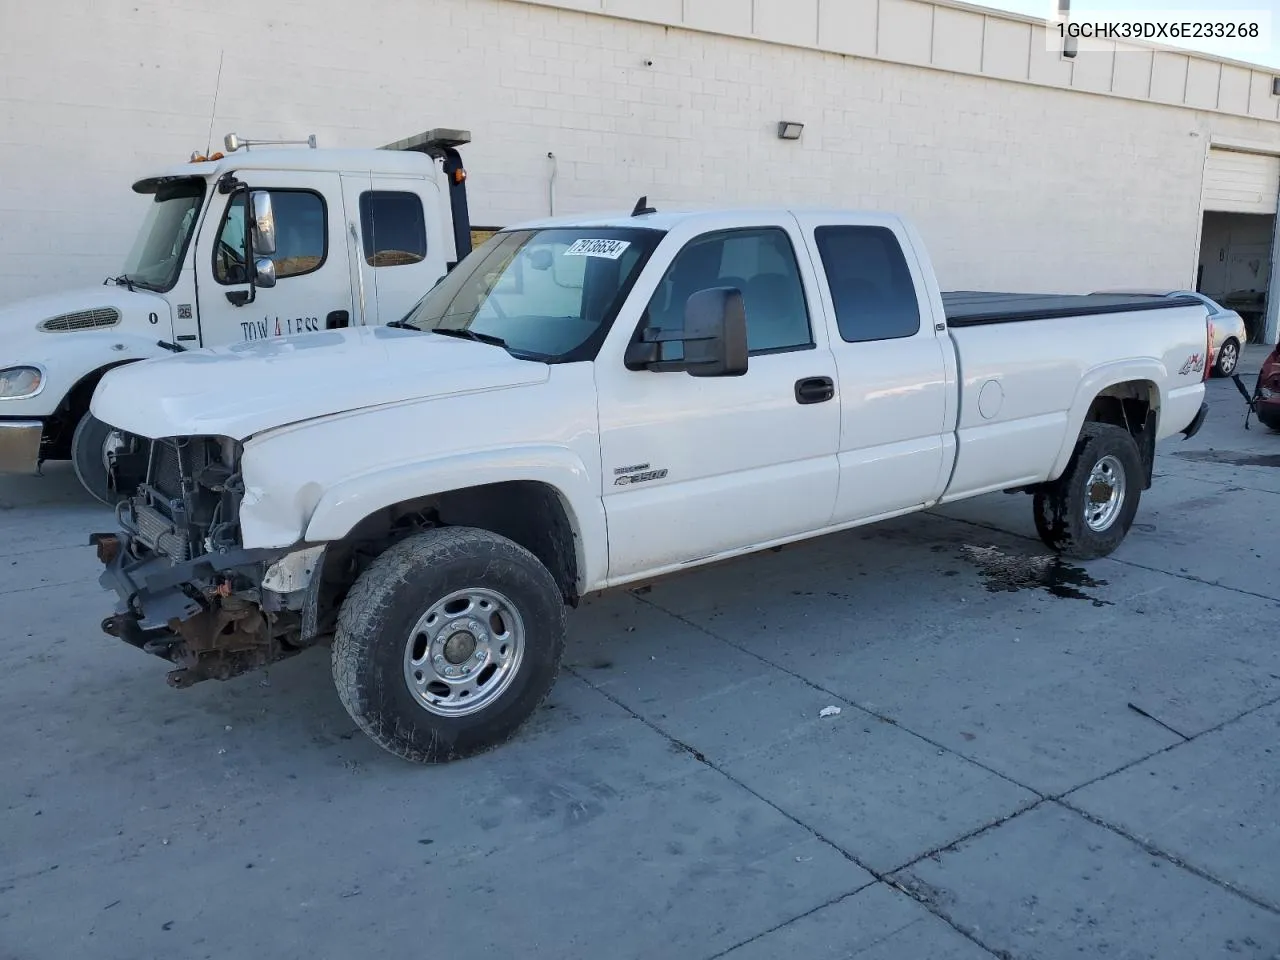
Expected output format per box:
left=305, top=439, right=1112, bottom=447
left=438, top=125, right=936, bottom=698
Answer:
left=87, top=204, right=1212, bottom=764
left=0, top=128, right=479, bottom=503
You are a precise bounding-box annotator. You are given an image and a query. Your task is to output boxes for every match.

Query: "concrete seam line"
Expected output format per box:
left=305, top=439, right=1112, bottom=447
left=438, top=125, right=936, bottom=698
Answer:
left=1055, top=798, right=1280, bottom=917
left=629, top=591, right=1047, bottom=801
left=565, top=665, right=1015, bottom=960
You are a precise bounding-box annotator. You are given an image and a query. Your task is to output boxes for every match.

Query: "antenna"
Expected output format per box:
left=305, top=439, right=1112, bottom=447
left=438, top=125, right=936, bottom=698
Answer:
left=631, top=196, right=657, bottom=217
left=204, top=50, right=225, bottom=157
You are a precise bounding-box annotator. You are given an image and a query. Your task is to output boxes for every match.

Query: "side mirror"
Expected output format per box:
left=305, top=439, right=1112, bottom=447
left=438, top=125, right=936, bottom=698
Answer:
left=254, top=257, right=277, bottom=288
left=682, top=287, right=748, bottom=377
left=624, top=287, right=749, bottom=377
left=250, top=191, right=277, bottom=256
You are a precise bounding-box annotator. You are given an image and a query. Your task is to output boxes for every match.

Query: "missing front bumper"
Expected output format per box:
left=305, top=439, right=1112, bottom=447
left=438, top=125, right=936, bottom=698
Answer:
left=91, top=530, right=310, bottom=687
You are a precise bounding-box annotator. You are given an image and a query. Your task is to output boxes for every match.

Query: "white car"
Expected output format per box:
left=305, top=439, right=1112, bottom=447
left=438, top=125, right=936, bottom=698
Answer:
left=1097, top=289, right=1247, bottom=377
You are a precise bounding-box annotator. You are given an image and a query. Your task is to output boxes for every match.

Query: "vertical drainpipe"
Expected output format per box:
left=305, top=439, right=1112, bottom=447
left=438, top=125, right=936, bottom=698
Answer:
left=1266, top=172, right=1280, bottom=344
left=548, top=152, right=558, bottom=216
left=1059, top=0, right=1077, bottom=58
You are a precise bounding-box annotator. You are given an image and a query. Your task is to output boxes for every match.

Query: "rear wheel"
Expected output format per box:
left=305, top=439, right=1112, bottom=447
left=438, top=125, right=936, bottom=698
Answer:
left=71, top=412, right=132, bottom=506
left=1214, top=338, right=1240, bottom=377
left=1033, top=423, right=1143, bottom=560
left=331, top=526, right=566, bottom=763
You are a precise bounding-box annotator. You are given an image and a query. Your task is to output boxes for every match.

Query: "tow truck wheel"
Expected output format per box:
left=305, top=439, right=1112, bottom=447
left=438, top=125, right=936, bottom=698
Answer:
left=331, top=526, right=566, bottom=764
left=1033, top=422, right=1143, bottom=561
left=71, top=412, right=131, bottom=506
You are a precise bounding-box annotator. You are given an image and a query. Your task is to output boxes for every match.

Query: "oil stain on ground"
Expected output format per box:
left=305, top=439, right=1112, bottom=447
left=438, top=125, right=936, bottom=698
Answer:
left=1174, top=450, right=1280, bottom=468
left=959, top=545, right=1111, bottom=606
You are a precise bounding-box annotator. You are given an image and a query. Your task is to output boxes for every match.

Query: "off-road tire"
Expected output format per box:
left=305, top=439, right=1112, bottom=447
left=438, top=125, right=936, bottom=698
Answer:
left=71, top=412, right=127, bottom=506
left=332, top=526, right=566, bottom=763
left=1033, top=422, right=1143, bottom=561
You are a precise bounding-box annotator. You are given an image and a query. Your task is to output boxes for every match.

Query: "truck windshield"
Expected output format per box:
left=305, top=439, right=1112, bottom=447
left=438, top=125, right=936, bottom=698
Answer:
left=400, top=227, right=662, bottom=362
left=120, top=179, right=207, bottom=292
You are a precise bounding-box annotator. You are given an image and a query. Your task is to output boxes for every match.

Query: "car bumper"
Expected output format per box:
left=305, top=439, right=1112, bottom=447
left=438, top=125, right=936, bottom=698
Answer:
left=0, top=419, right=43, bottom=474
left=1181, top=402, right=1209, bottom=439
left=1256, top=397, right=1280, bottom=429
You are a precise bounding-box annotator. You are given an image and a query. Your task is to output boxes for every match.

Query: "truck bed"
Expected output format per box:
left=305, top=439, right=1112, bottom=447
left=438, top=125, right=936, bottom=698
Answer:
left=942, top=291, right=1203, bottom=327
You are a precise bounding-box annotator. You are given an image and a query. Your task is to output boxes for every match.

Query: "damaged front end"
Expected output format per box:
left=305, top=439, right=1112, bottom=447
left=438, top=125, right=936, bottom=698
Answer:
left=91, top=434, right=324, bottom=688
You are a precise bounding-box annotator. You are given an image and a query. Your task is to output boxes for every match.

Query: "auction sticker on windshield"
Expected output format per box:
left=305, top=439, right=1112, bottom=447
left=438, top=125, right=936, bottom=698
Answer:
left=564, top=238, right=631, bottom=259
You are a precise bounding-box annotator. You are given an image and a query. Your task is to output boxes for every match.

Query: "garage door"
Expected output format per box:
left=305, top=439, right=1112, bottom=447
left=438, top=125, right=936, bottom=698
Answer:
left=1203, top=148, right=1280, bottom=214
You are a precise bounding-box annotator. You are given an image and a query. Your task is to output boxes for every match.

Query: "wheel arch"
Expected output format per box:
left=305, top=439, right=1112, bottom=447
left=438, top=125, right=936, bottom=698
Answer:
left=303, top=477, right=591, bottom=644
left=291, top=447, right=608, bottom=638
left=42, top=358, right=143, bottom=460
left=1049, top=366, right=1162, bottom=489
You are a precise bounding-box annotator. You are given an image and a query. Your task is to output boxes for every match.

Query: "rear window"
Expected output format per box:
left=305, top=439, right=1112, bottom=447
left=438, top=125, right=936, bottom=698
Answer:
left=814, top=226, right=921, bottom=343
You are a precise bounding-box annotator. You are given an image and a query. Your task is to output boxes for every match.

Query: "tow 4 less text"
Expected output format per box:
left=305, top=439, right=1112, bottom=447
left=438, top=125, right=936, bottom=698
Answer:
left=241, top=316, right=322, bottom=341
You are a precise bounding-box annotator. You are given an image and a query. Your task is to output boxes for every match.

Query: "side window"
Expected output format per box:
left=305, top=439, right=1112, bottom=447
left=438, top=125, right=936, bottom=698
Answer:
left=213, top=190, right=327, bottom=284
left=814, top=226, right=921, bottom=343
left=644, top=227, right=812, bottom=355
left=359, top=191, right=427, bottom=267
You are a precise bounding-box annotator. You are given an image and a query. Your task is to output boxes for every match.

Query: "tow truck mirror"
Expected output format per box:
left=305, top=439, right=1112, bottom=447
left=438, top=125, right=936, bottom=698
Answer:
left=250, top=191, right=277, bottom=257
left=623, top=287, right=749, bottom=377
left=254, top=257, right=277, bottom=289
left=682, top=287, right=748, bottom=377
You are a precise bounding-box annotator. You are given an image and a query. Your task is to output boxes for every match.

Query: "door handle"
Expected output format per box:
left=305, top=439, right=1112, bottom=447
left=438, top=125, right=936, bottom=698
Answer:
left=326, top=310, right=350, bottom=330
left=795, top=376, right=835, bottom=405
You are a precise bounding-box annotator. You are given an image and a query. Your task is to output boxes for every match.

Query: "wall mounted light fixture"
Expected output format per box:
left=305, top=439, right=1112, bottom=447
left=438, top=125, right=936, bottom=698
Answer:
left=777, top=121, right=804, bottom=141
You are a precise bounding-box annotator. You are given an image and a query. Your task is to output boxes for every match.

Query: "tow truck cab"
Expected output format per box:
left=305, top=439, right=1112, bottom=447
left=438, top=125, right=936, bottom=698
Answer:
left=0, top=128, right=478, bottom=502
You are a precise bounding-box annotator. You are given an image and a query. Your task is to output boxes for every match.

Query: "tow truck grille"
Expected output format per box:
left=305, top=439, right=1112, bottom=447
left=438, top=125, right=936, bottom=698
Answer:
left=39, top=307, right=121, bottom=332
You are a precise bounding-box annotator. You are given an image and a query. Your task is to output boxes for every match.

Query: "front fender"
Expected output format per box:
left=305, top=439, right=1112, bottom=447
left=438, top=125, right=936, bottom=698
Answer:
left=1047, top=359, right=1166, bottom=480
left=248, top=444, right=607, bottom=593
left=3, top=330, right=176, bottom=419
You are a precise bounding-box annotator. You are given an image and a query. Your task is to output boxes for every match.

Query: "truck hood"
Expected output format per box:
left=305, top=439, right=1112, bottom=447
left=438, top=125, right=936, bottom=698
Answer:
left=0, top=284, right=173, bottom=357
left=90, top=326, right=550, bottom=440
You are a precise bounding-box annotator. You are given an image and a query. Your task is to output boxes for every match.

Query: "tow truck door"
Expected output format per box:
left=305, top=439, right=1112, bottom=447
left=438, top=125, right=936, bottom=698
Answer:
left=191, top=171, right=354, bottom=346
left=339, top=172, right=449, bottom=327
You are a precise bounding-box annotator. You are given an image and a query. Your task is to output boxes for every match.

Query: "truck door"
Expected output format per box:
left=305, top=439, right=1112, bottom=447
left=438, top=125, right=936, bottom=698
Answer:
left=191, top=171, right=354, bottom=346
left=339, top=173, right=449, bottom=326
left=794, top=214, right=952, bottom=522
left=595, top=216, right=842, bottom=580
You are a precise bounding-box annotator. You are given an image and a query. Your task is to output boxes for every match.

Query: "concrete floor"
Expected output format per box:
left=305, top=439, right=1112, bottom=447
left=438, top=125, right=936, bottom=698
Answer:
left=2, top=350, right=1279, bottom=959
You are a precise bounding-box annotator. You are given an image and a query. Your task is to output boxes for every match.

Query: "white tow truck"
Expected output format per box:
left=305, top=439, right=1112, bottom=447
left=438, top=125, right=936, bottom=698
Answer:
left=0, top=128, right=481, bottom=503
left=87, top=203, right=1213, bottom=764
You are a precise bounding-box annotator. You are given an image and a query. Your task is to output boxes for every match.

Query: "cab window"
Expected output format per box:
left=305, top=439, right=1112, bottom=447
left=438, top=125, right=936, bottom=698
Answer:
left=813, top=226, right=921, bottom=342
left=644, top=226, right=813, bottom=358
left=213, top=190, right=328, bottom=284
left=359, top=191, right=427, bottom=267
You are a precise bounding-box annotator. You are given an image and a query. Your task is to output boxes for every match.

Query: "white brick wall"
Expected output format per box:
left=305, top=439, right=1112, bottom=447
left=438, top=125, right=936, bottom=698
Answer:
left=0, top=0, right=1277, bottom=303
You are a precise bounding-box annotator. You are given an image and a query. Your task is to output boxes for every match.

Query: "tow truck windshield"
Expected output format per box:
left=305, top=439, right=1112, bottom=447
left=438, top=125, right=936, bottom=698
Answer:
left=118, top=178, right=207, bottom=293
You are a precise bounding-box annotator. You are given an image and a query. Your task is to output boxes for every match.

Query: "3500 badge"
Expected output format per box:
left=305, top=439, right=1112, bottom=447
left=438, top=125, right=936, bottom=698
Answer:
left=614, top=464, right=669, bottom=486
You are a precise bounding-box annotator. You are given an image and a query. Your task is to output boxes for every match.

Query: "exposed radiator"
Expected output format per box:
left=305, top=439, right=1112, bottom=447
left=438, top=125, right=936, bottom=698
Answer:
left=132, top=502, right=191, bottom=562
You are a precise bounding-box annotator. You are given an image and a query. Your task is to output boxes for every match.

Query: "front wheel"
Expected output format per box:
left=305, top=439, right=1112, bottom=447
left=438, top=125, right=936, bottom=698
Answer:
left=1214, top=338, right=1240, bottom=378
left=332, top=527, right=566, bottom=763
left=71, top=412, right=134, bottom=506
left=1033, top=422, right=1143, bottom=560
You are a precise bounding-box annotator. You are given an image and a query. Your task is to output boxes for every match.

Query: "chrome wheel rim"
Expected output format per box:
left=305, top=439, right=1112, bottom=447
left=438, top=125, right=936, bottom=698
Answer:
left=1084, top=455, right=1126, bottom=532
left=1219, top=342, right=1238, bottom=375
left=402, top=587, right=526, bottom=717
